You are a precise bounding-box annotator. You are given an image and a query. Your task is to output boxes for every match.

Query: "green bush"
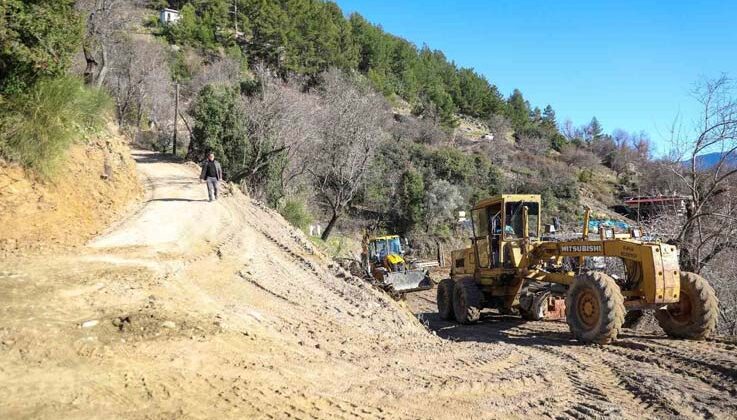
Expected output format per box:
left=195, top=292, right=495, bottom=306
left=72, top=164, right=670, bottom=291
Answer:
left=578, top=169, right=594, bottom=183
left=0, top=0, right=83, bottom=94
left=279, top=199, right=313, bottom=231
left=0, top=77, right=110, bottom=177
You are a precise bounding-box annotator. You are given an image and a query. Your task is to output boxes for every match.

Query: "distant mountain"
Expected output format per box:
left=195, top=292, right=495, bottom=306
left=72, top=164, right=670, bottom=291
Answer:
left=685, top=152, right=737, bottom=170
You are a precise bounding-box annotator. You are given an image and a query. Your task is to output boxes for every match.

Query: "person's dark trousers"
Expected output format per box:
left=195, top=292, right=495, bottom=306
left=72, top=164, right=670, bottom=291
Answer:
left=206, top=177, right=219, bottom=201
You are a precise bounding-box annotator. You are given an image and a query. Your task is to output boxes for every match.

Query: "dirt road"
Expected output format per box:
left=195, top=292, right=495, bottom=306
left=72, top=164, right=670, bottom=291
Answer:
left=1, top=151, right=736, bottom=419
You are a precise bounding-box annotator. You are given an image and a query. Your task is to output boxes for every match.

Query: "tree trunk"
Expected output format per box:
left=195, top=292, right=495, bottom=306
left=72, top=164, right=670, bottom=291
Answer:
left=83, top=44, right=98, bottom=85
left=96, top=45, right=109, bottom=88
left=321, top=211, right=340, bottom=241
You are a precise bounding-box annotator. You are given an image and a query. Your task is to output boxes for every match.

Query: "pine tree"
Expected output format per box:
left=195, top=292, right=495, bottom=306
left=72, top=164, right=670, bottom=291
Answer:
left=243, top=0, right=288, bottom=71
left=0, top=0, right=84, bottom=94
left=531, top=106, right=542, bottom=123
left=588, top=116, right=604, bottom=142
left=400, top=167, right=425, bottom=231
left=542, top=105, right=556, bottom=127
left=507, top=89, right=530, bottom=130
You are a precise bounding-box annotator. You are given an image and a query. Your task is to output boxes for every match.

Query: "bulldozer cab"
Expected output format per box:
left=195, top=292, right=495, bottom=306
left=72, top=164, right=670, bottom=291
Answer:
left=367, top=235, right=404, bottom=267
left=470, top=194, right=541, bottom=268
left=361, top=233, right=432, bottom=295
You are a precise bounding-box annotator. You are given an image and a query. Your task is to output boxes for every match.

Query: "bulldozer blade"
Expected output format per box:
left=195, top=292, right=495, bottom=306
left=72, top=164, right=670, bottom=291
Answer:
left=384, top=270, right=432, bottom=294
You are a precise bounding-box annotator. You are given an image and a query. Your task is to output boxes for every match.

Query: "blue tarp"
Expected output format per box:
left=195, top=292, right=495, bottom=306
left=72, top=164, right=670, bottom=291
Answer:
left=588, top=219, right=630, bottom=232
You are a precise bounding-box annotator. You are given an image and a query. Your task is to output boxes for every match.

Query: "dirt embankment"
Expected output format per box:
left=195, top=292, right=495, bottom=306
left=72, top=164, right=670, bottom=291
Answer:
left=1, top=150, right=736, bottom=419
left=0, top=125, right=141, bottom=255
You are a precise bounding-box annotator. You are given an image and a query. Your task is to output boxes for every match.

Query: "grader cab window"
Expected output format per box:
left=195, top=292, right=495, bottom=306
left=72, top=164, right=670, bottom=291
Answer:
left=504, top=201, right=540, bottom=239
left=471, top=207, right=489, bottom=239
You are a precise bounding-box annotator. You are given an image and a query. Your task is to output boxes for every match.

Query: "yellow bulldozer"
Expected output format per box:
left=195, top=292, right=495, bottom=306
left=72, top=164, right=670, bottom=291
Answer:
left=342, top=233, right=434, bottom=297
left=438, top=194, right=718, bottom=344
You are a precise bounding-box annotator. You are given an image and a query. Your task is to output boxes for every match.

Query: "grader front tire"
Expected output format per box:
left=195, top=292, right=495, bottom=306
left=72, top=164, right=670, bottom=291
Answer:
left=453, top=278, right=483, bottom=324
left=655, top=272, right=718, bottom=340
left=437, top=279, right=456, bottom=321
left=565, top=272, right=625, bottom=344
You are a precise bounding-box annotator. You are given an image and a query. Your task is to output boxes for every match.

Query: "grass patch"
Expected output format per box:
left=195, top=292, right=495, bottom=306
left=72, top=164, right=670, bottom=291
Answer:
left=309, top=234, right=360, bottom=259
left=0, top=76, right=111, bottom=178
left=279, top=199, right=313, bottom=231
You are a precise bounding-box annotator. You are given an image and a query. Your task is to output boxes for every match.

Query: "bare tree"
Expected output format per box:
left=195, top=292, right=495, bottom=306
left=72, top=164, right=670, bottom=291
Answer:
left=516, top=134, right=549, bottom=156
left=229, top=65, right=319, bottom=201
left=669, top=75, right=737, bottom=273
left=561, top=118, right=577, bottom=141
left=187, top=58, right=242, bottom=99
left=609, top=144, right=639, bottom=178
left=310, top=69, right=389, bottom=240
left=639, top=159, right=683, bottom=195
left=632, top=130, right=652, bottom=160
left=76, top=0, right=141, bottom=87
left=107, top=37, right=168, bottom=129
left=703, top=249, right=737, bottom=335
left=559, top=143, right=601, bottom=169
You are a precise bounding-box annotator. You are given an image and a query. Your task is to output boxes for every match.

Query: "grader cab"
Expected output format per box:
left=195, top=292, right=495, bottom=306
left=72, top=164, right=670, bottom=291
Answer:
left=437, top=194, right=718, bottom=344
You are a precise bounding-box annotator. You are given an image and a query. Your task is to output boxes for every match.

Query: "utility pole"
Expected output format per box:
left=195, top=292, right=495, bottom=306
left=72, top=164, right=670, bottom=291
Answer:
left=173, top=82, right=179, bottom=156
left=231, top=0, right=239, bottom=36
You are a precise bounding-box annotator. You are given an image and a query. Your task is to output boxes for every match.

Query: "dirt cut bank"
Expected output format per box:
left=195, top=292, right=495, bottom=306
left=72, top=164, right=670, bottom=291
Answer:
left=0, top=125, right=141, bottom=255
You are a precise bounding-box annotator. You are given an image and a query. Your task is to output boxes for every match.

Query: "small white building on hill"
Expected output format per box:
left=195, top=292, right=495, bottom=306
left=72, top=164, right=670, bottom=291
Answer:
left=160, top=8, right=180, bottom=25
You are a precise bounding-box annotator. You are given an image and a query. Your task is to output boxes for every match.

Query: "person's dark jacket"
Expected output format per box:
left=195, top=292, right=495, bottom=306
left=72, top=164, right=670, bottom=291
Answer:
left=200, top=160, right=223, bottom=180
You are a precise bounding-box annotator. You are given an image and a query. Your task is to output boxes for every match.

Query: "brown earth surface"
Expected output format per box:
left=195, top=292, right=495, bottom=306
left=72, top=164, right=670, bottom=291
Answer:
left=1, top=151, right=736, bottom=419
left=0, top=126, right=142, bottom=255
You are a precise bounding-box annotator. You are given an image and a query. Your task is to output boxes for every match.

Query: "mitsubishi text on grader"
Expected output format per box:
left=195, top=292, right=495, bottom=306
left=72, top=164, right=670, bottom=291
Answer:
left=437, top=194, right=718, bottom=344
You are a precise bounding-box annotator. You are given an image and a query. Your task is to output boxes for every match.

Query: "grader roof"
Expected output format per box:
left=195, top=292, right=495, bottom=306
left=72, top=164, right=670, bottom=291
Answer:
left=472, top=194, right=541, bottom=210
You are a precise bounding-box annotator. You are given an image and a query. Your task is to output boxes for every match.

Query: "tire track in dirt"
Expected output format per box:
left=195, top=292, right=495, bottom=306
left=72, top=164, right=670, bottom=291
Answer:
left=516, top=344, right=634, bottom=419
left=607, top=340, right=737, bottom=396
left=626, top=337, right=737, bottom=387
left=407, top=289, right=737, bottom=419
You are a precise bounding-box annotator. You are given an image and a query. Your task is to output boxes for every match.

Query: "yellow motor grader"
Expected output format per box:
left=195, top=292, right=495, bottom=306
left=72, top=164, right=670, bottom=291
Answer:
left=438, top=194, right=718, bottom=344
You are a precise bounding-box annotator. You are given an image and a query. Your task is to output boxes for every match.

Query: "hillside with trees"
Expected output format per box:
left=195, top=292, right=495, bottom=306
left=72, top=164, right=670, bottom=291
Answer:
left=140, top=0, right=653, bottom=236
left=4, top=3, right=737, bottom=418
left=1, top=0, right=735, bottom=333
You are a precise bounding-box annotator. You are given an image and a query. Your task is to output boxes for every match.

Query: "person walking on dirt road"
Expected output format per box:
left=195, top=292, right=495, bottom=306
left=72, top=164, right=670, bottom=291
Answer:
left=200, top=152, right=223, bottom=202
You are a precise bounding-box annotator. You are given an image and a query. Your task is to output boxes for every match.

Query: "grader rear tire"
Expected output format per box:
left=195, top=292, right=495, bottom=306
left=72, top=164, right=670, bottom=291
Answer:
left=453, top=278, right=483, bottom=324
left=655, top=272, right=718, bottom=340
left=565, top=271, right=625, bottom=344
left=437, top=279, right=456, bottom=321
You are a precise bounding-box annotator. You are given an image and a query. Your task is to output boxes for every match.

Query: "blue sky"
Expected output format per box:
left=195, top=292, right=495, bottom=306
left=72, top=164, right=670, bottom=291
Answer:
left=334, top=0, right=737, bottom=154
